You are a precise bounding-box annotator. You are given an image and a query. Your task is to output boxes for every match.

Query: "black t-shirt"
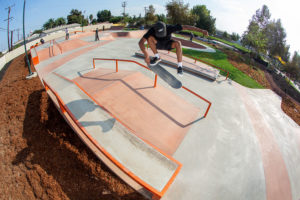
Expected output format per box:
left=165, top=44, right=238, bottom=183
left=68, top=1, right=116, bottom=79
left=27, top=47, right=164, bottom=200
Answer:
left=143, top=24, right=182, bottom=41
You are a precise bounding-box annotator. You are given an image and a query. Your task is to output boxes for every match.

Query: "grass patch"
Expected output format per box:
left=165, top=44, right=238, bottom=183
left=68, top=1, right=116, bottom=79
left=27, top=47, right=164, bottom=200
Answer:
left=180, top=48, right=264, bottom=88
left=180, top=30, right=249, bottom=53
left=208, top=36, right=249, bottom=53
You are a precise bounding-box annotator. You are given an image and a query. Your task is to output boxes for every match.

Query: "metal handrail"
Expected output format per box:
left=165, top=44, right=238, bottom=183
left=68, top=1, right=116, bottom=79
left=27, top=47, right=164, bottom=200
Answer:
left=93, top=58, right=212, bottom=118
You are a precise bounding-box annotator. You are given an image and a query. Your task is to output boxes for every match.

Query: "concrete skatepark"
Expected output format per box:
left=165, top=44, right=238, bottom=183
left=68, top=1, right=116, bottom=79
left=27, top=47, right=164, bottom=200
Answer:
left=29, top=30, right=300, bottom=200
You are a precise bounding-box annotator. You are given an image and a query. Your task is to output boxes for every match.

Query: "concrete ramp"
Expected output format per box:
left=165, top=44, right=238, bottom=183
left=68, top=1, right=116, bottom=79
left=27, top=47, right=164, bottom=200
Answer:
left=43, top=72, right=182, bottom=199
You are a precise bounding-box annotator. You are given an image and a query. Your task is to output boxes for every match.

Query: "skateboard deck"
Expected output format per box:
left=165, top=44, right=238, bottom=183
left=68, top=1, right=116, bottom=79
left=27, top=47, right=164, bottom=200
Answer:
left=148, top=64, right=182, bottom=89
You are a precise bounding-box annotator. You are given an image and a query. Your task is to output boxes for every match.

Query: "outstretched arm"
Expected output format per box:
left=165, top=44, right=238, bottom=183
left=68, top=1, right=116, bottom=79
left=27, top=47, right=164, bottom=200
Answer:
left=181, top=25, right=209, bottom=36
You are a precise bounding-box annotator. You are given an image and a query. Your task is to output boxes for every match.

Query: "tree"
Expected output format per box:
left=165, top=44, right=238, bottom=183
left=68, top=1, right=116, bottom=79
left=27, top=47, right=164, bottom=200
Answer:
left=67, top=9, right=84, bottom=24
left=43, top=18, right=55, bottom=30
left=241, top=5, right=271, bottom=53
left=231, top=32, right=240, bottom=41
left=191, top=5, right=216, bottom=34
left=97, top=10, right=112, bottom=22
left=166, top=0, right=197, bottom=25
left=91, top=19, right=97, bottom=25
left=89, top=14, right=93, bottom=24
left=222, top=31, right=229, bottom=40
left=265, top=19, right=289, bottom=60
left=285, top=51, right=300, bottom=80
left=156, top=14, right=167, bottom=23
left=241, top=21, right=267, bottom=53
left=253, top=5, right=271, bottom=29
left=145, top=5, right=158, bottom=25
left=109, top=16, right=122, bottom=24
left=55, top=17, right=66, bottom=26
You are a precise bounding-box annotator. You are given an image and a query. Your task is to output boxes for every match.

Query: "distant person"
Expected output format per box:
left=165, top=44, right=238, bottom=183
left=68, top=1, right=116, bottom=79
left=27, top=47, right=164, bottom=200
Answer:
left=190, top=32, right=194, bottom=41
left=95, top=28, right=99, bottom=41
left=102, top=26, right=105, bottom=31
left=65, top=28, right=69, bottom=40
left=40, top=38, right=45, bottom=44
left=139, top=21, right=208, bottom=75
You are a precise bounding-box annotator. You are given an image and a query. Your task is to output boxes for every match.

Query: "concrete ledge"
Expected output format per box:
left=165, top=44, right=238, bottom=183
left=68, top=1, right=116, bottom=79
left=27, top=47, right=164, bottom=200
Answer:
left=135, top=50, right=220, bottom=81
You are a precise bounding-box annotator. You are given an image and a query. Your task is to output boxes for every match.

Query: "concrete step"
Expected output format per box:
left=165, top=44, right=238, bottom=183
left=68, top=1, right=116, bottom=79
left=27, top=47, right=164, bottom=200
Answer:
left=135, top=49, right=220, bottom=81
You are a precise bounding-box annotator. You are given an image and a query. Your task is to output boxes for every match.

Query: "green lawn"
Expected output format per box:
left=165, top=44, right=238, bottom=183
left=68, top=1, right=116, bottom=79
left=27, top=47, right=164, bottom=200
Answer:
left=181, top=30, right=249, bottom=53
left=179, top=48, right=264, bottom=88
left=208, top=36, right=250, bottom=53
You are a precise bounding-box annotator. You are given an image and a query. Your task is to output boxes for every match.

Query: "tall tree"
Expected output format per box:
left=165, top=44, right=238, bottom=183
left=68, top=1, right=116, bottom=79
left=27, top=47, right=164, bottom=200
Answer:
left=241, top=5, right=271, bottom=53
left=285, top=51, right=300, bottom=80
left=156, top=14, right=167, bottom=23
left=241, top=21, right=267, bottom=53
left=43, top=18, right=55, bottom=30
left=191, top=5, right=216, bottom=34
left=252, top=5, right=271, bottom=29
left=89, top=14, right=93, bottom=24
left=145, top=5, right=158, bottom=25
left=166, top=0, right=197, bottom=25
left=55, top=17, right=66, bottom=26
left=67, top=9, right=84, bottom=24
left=265, top=19, right=289, bottom=60
left=97, top=10, right=112, bottom=22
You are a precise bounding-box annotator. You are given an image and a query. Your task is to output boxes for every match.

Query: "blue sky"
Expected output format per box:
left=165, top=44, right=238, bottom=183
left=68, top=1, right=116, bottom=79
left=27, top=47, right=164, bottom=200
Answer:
left=0, top=0, right=299, bottom=55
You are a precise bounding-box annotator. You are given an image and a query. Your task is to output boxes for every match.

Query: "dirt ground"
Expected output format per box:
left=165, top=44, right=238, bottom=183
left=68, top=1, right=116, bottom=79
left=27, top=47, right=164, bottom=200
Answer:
left=0, top=54, right=146, bottom=200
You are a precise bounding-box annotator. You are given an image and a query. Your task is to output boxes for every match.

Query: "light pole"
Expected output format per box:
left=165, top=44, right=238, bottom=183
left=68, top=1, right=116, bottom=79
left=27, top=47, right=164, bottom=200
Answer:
left=23, top=0, right=37, bottom=79
left=82, top=10, right=86, bottom=32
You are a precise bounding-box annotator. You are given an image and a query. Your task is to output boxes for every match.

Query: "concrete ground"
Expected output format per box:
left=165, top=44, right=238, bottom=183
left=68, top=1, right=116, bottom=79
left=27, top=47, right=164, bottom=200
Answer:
left=33, top=31, right=300, bottom=200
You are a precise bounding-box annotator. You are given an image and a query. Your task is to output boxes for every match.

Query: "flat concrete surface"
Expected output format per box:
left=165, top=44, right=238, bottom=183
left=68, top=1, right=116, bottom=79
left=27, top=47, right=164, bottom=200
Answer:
left=33, top=30, right=300, bottom=200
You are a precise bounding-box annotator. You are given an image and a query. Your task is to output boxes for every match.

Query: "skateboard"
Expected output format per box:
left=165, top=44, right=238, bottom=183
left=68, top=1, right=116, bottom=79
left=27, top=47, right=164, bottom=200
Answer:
left=148, top=63, right=182, bottom=89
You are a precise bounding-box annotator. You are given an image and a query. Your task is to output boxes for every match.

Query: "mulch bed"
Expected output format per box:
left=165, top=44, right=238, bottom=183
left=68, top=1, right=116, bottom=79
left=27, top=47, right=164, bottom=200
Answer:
left=0, top=53, right=146, bottom=200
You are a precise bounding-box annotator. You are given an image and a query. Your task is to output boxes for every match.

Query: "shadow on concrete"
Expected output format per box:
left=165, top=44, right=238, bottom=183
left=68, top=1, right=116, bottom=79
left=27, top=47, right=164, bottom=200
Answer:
left=13, top=89, right=146, bottom=200
left=77, top=71, right=204, bottom=128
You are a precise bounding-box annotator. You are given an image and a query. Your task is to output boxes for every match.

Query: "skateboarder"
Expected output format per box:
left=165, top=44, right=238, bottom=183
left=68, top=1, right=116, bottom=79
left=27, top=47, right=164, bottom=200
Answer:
left=95, top=28, right=99, bottom=41
left=139, top=21, right=208, bottom=75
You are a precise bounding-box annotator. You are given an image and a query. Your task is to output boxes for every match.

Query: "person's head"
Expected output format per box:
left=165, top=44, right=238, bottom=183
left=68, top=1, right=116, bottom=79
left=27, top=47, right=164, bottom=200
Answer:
left=153, top=21, right=166, bottom=38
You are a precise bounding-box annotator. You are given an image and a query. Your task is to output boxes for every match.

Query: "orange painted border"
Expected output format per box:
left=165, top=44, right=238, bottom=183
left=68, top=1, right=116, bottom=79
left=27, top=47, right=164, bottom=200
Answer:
left=44, top=75, right=182, bottom=199
left=92, top=58, right=212, bottom=118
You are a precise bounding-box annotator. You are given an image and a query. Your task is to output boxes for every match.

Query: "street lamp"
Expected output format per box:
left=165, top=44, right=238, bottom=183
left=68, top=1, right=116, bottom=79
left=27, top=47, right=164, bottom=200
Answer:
left=23, top=0, right=37, bottom=79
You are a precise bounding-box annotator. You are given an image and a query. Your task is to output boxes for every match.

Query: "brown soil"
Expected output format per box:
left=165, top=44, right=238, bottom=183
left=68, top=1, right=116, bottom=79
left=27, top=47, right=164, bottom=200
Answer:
left=223, top=49, right=300, bottom=126
left=0, top=53, right=146, bottom=200
left=224, top=49, right=271, bottom=89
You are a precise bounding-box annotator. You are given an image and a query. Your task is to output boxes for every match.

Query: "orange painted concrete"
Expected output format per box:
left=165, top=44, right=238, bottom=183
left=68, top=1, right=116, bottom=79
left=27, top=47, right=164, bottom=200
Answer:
left=73, top=68, right=200, bottom=155
left=235, top=84, right=292, bottom=200
left=37, top=39, right=90, bottom=62
left=36, top=40, right=113, bottom=79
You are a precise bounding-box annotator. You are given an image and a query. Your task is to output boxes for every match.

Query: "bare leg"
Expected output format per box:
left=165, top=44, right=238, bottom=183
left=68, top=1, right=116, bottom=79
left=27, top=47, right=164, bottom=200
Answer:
left=171, top=41, right=182, bottom=63
left=147, top=36, right=158, bottom=54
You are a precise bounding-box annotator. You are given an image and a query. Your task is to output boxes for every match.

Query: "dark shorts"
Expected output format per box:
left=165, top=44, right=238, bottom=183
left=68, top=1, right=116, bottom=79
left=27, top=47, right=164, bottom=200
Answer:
left=156, top=39, right=175, bottom=51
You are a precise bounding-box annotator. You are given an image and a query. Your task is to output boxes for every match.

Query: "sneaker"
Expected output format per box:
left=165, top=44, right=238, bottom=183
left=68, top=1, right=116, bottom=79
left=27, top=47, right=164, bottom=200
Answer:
left=177, top=66, right=183, bottom=76
left=150, top=57, right=161, bottom=66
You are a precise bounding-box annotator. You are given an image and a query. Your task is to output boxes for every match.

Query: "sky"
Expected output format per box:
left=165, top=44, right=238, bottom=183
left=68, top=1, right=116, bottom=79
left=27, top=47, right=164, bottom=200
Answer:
left=0, top=0, right=299, bottom=55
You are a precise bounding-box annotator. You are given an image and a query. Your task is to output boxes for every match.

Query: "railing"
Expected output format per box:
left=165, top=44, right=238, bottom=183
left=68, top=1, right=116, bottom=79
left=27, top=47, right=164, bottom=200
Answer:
left=93, top=58, right=212, bottom=118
